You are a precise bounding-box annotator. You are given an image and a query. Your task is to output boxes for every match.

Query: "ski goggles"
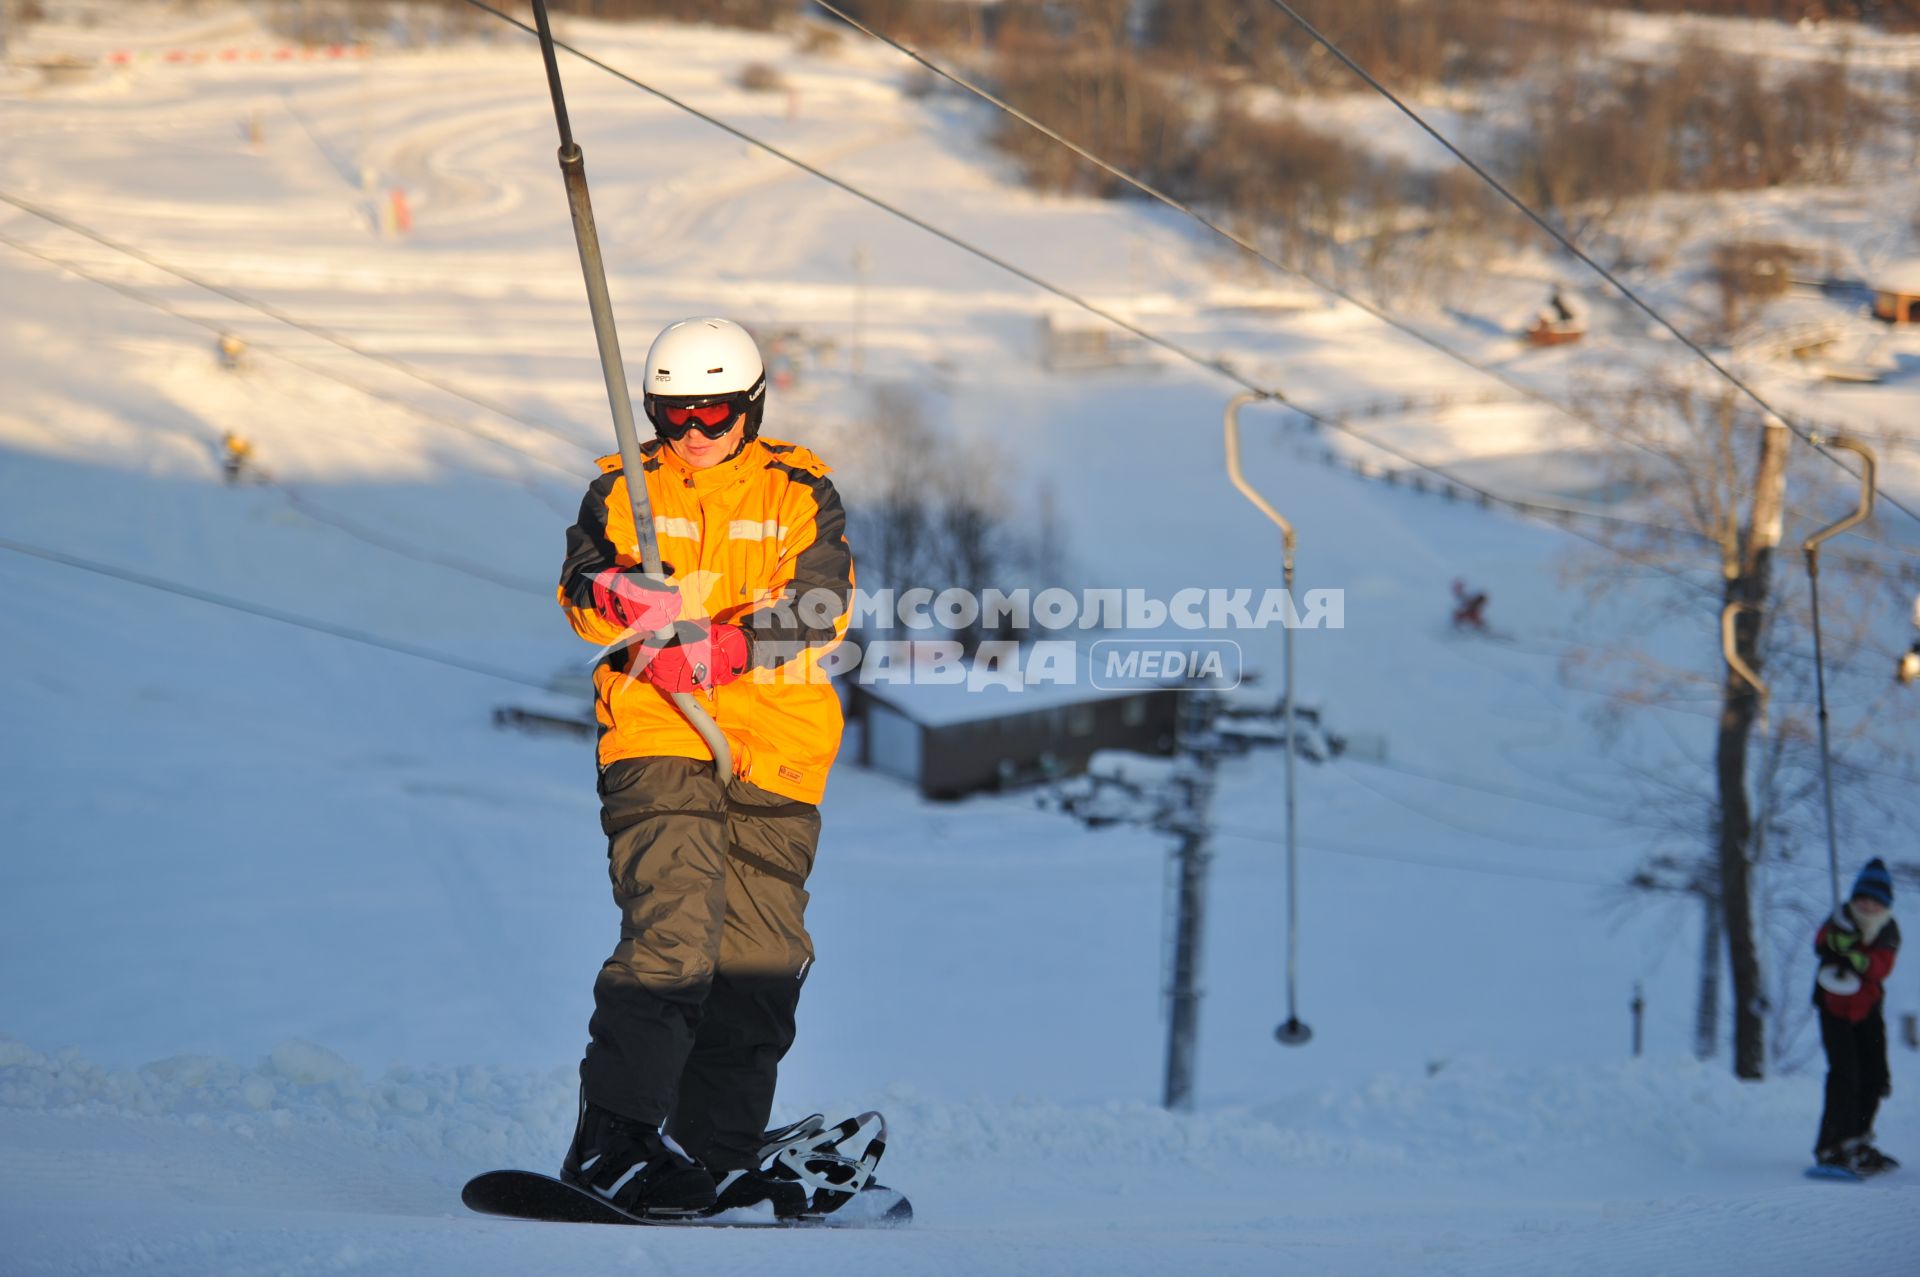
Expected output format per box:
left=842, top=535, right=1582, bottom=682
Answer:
left=646, top=389, right=756, bottom=441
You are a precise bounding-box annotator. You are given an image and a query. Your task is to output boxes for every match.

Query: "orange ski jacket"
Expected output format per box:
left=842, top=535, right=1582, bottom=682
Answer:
left=557, top=436, right=854, bottom=804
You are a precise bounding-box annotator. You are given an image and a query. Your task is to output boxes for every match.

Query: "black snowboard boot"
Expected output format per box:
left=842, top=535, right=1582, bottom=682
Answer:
left=1814, top=1144, right=1853, bottom=1172
left=562, top=1098, right=717, bottom=1216
left=1851, top=1144, right=1900, bottom=1175
left=709, top=1166, right=810, bottom=1218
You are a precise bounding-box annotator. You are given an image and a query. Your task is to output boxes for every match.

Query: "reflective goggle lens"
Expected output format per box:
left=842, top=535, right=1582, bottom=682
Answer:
left=663, top=402, right=735, bottom=428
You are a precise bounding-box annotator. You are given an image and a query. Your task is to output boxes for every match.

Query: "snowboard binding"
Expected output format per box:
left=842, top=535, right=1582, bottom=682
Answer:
left=462, top=1109, right=910, bottom=1229
left=759, top=1111, right=890, bottom=1216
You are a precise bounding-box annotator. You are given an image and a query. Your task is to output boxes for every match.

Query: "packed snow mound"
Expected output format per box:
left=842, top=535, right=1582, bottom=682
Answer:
left=5, top=1038, right=1918, bottom=1277
left=0, top=1036, right=576, bottom=1168
left=0, top=1034, right=1888, bottom=1173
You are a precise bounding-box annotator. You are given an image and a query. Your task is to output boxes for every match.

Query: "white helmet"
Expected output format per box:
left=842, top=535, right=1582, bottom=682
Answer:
left=641, top=317, right=767, bottom=442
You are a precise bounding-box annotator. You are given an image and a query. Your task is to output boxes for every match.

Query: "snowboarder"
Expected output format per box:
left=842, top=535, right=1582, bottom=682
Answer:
left=1812, top=858, right=1901, bottom=1176
left=220, top=430, right=254, bottom=484
left=553, top=317, right=855, bottom=1218
left=1451, top=577, right=1489, bottom=632
left=1525, top=286, right=1585, bottom=347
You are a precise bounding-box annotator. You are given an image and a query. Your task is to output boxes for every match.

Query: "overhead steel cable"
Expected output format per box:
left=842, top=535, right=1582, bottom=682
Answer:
left=810, top=0, right=1687, bottom=479
left=1, top=232, right=576, bottom=594
left=0, top=228, right=569, bottom=589
left=0, top=147, right=1704, bottom=596
left=450, top=0, right=1908, bottom=619
left=1363, top=755, right=1627, bottom=822
left=0, top=534, right=553, bottom=691
left=21, top=208, right=1901, bottom=593
left=457, top=0, right=1250, bottom=392
left=0, top=187, right=598, bottom=462
left=0, top=229, right=587, bottom=500
left=1211, top=823, right=1619, bottom=888
left=272, top=484, right=552, bottom=592
left=454, top=0, right=1707, bottom=545
left=814, top=1, right=1920, bottom=571
left=1332, top=760, right=1620, bottom=852
left=1256, top=0, right=1920, bottom=531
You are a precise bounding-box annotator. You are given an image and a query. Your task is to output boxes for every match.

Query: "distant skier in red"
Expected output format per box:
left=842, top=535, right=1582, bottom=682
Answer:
left=1812, top=858, right=1900, bottom=1176
left=1451, top=578, right=1489, bottom=632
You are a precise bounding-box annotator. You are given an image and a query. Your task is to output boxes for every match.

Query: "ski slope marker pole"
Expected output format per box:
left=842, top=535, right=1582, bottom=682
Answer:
left=1225, top=392, right=1312, bottom=1048
left=526, top=0, right=731, bottom=776
left=1801, top=436, right=1875, bottom=919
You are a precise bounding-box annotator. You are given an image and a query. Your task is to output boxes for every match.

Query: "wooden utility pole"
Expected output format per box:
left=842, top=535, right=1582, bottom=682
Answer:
left=1714, top=418, right=1789, bottom=1080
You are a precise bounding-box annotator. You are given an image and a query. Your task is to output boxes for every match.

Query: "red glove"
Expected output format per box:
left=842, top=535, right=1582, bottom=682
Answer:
left=592, top=568, right=681, bottom=633
left=640, top=620, right=750, bottom=694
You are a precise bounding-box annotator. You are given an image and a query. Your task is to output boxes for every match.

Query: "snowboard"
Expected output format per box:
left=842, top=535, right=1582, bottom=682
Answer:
left=1804, top=1161, right=1897, bottom=1183
left=1805, top=1163, right=1865, bottom=1182
left=461, top=1168, right=912, bottom=1228
left=464, top=1111, right=910, bottom=1229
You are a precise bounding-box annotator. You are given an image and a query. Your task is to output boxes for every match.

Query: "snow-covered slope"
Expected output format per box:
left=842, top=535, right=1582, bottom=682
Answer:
left=4, top=1032, right=1912, bottom=1277
left=2, top=6, right=1916, bottom=1274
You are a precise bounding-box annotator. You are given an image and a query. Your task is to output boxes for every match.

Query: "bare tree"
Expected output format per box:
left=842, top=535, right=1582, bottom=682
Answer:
left=1714, top=410, right=1790, bottom=1080
left=1141, top=0, right=1596, bottom=90
left=841, top=385, right=1065, bottom=653
left=1709, top=241, right=1812, bottom=340
left=1574, top=381, right=1920, bottom=1078
left=989, top=48, right=1188, bottom=198
left=850, top=384, right=943, bottom=598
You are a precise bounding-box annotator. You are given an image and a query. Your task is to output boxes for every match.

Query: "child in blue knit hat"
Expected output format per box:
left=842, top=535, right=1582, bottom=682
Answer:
left=1812, top=858, right=1901, bottom=1174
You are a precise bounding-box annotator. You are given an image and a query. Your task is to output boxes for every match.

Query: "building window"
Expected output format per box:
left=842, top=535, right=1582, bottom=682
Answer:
left=1067, top=705, right=1096, bottom=736
left=1121, top=696, right=1148, bottom=727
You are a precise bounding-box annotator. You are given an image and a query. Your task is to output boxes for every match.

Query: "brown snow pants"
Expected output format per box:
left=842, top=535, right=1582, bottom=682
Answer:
left=579, top=756, right=819, bottom=1171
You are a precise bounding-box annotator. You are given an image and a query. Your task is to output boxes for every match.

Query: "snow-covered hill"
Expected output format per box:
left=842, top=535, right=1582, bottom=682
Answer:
left=2, top=5, right=1917, bottom=1274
